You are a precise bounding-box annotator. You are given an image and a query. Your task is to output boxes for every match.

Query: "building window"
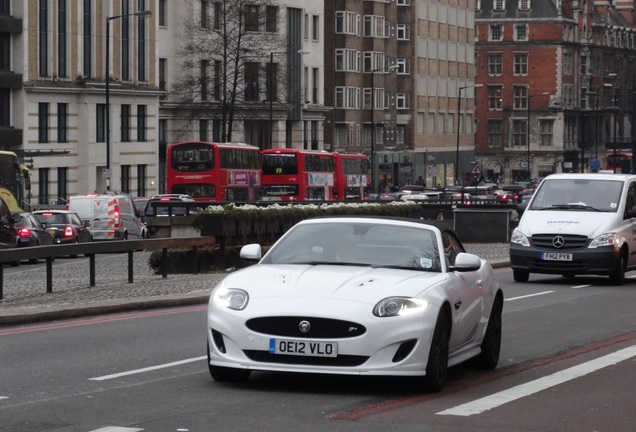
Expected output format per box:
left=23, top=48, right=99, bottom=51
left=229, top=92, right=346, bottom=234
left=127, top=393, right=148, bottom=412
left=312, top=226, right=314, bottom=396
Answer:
left=563, top=84, right=574, bottom=108
left=396, top=58, right=411, bottom=74
left=564, top=51, right=573, bottom=76
left=513, top=86, right=528, bottom=110
left=488, top=53, right=503, bottom=75
left=244, top=5, right=259, bottom=31
left=396, top=24, right=410, bottom=40
left=38, top=103, right=49, bottom=143
left=244, top=62, right=259, bottom=101
left=335, top=49, right=359, bottom=72
left=0, top=89, right=9, bottom=126
left=312, top=67, right=319, bottom=103
left=159, top=58, right=167, bottom=91
left=213, top=60, right=221, bottom=100
left=83, top=0, right=92, bottom=78
left=121, top=165, right=131, bottom=193
left=512, top=120, right=527, bottom=146
left=199, top=119, right=208, bottom=141
left=266, top=5, right=278, bottom=32
left=138, top=0, right=148, bottom=81
left=96, top=104, right=106, bottom=143
left=200, top=0, right=208, bottom=28
left=121, top=104, right=131, bottom=142
left=519, top=0, right=530, bottom=11
left=335, top=11, right=360, bottom=35
left=397, top=0, right=411, bottom=5
left=38, top=168, right=49, bottom=205
left=58, top=0, right=67, bottom=78
left=200, top=59, right=208, bottom=101
left=514, top=53, right=528, bottom=75
left=0, top=33, right=9, bottom=72
left=39, top=0, right=48, bottom=77
left=335, top=87, right=360, bottom=109
left=159, top=0, right=167, bottom=26
left=121, top=0, right=131, bottom=82
left=396, top=93, right=410, bottom=109
left=540, top=120, right=554, bottom=146
left=490, top=24, right=502, bottom=41
left=57, top=167, right=68, bottom=203
left=138, top=164, right=147, bottom=196
left=515, top=24, right=528, bottom=41
left=494, top=0, right=505, bottom=10
left=57, top=103, right=68, bottom=143
left=488, top=120, right=503, bottom=147
left=312, top=15, right=319, bottom=40
left=137, top=105, right=146, bottom=142
left=488, top=86, right=503, bottom=109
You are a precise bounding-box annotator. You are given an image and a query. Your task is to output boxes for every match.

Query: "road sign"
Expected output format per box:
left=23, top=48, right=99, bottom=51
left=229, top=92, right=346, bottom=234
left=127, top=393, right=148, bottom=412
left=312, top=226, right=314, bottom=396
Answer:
left=471, top=165, right=481, bottom=175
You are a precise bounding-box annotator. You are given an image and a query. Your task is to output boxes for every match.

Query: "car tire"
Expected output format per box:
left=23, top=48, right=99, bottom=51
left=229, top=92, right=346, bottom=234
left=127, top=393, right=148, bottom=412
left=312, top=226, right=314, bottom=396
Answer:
left=207, top=343, right=251, bottom=382
left=420, top=307, right=450, bottom=393
left=513, top=269, right=529, bottom=282
left=471, top=294, right=502, bottom=370
left=609, top=251, right=626, bottom=285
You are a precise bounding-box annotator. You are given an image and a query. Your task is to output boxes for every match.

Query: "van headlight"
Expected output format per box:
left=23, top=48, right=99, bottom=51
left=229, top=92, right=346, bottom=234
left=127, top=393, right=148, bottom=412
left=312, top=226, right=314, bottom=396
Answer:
left=510, top=229, right=530, bottom=247
left=588, top=233, right=618, bottom=249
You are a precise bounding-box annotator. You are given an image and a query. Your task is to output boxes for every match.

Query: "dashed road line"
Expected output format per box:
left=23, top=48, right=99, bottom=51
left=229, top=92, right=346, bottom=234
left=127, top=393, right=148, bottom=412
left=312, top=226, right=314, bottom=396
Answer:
left=436, top=344, right=636, bottom=417
left=89, top=428, right=144, bottom=432
left=89, top=356, right=206, bottom=381
left=504, top=291, right=554, bottom=301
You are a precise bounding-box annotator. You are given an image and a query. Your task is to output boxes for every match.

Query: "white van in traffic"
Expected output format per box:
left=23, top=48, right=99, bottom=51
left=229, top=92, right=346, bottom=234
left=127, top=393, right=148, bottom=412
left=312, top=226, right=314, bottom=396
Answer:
left=510, top=173, right=636, bottom=285
left=67, top=193, right=147, bottom=240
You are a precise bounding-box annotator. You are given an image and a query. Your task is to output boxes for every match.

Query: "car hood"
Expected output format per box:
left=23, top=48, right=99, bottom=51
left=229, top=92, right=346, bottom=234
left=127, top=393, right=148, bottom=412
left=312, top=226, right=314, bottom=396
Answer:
left=219, top=264, right=448, bottom=303
left=519, top=210, right=616, bottom=237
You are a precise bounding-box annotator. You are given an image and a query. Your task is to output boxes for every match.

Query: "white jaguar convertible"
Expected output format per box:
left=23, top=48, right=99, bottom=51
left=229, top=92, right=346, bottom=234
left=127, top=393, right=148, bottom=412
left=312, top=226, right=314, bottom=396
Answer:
left=207, top=216, right=503, bottom=392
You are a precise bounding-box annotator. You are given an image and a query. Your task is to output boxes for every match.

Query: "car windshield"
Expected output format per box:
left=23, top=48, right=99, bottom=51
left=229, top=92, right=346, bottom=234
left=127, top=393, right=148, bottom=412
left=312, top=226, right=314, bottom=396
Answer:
left=261, top=221, right=442, bottom=271
left=528, top=178, right=623, bottom=212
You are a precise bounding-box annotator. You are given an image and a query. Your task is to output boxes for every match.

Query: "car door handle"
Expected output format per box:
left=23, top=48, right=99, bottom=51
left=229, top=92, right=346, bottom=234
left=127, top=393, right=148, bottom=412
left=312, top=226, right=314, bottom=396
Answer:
left=454, top=300, right=462, bottom=310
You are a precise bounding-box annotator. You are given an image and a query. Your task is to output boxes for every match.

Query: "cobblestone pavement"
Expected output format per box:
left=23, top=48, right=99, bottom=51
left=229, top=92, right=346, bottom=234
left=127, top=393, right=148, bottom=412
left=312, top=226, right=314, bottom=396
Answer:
left=0, top=244, right=510, bottom=324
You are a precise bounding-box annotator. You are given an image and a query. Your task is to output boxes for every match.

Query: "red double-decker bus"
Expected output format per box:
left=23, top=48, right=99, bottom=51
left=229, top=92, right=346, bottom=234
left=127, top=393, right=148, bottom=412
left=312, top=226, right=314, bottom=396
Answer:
left=260, top=148, right=336, bottom=201
left=605, top=152, right=632, bottom=173
left=333, top=152, right=370, bottom=200
left=166, top=141, right=261, bottom=201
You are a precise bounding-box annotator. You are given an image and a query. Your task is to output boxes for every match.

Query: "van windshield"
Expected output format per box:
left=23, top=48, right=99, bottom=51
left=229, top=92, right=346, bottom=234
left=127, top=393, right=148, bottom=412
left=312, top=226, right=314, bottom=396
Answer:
left=529, top=178, right=623, bottom=212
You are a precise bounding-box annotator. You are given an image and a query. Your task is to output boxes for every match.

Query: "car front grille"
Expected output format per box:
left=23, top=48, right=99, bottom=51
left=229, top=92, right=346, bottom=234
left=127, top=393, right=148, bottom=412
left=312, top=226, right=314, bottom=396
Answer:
left=243, top=350, right=369, bottom=366
left=531, top=234, right=588, bottom=250
left=245, top=316, right=366, bottom=339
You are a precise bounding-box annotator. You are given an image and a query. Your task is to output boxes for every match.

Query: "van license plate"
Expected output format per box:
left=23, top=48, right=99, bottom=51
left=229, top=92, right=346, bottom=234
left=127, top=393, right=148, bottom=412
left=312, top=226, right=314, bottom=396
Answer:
left=542, top=252, right=572, bottom=261
left=269, top=338, right=337, bottom=357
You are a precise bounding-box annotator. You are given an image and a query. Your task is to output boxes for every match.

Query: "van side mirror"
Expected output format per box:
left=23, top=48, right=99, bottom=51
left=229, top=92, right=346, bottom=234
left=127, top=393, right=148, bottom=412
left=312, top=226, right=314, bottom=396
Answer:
left=516, top=201, right=528, bottom=217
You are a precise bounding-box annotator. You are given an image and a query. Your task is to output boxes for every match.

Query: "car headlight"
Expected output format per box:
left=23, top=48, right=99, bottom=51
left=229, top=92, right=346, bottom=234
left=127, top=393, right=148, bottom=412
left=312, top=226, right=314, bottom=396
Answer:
left=588, top=233, right=618, bottom=249
left=213, top=288, right=249, bottom=310
left=373, top=297, right=429, bottom=317
left=510, top=229, right=530, bottom=246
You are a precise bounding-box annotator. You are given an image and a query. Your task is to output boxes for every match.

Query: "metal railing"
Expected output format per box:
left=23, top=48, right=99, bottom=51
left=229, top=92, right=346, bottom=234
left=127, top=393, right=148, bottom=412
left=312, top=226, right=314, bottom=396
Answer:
left=0, top=237, right=216, bottom=299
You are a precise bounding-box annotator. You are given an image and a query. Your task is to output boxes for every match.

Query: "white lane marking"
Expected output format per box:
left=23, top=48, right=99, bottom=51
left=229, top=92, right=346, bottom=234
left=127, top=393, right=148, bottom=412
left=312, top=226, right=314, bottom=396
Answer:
left=89, top=428, right=144, bottom=432
left=0, top=396, right=8, bottom=401
left=571, top=284, right=591, bottom=289
left=504, top=291, right=554, bottom=301
left=89, top=356, right=206, bottom=381
left=437, top=344, right=636, bottom=417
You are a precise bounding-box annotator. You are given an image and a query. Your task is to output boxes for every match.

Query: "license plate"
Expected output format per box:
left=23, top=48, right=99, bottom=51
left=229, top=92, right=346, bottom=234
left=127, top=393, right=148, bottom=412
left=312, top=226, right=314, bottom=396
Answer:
left=269, top=338, right=337, bottom=357
left=47, top=229, right=56, bottom=235
left=542, top=252, right=573, bottom=261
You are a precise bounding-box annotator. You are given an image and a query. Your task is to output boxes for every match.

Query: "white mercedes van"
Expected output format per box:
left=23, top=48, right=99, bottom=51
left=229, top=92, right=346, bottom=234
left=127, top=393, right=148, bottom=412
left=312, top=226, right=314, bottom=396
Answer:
left=67, top=193, right=147, bottom=240
left=510, top=173, right=636, bottom=285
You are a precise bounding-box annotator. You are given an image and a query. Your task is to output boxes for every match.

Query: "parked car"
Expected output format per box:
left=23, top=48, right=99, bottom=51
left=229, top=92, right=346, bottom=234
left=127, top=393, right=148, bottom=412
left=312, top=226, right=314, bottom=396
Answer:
left=12, top=212, right=55, bottom=264
left=133, top=197, right=150, bottom=218
left=32, top=210, right=92, bottom=247
left=206, top=216, right=504, bottom=392
left=494, top=185, right=527, bottom=204
left=144, top=194, right=201, bottom=219
left=67, top=193, right=147, bottom=240
left=462, top=185, right=499, bottom=201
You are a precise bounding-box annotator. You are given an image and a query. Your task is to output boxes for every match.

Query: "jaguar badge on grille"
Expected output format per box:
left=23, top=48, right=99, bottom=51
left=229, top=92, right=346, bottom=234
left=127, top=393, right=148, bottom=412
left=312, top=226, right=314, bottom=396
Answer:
left=299, top=320, right=311, bottom=333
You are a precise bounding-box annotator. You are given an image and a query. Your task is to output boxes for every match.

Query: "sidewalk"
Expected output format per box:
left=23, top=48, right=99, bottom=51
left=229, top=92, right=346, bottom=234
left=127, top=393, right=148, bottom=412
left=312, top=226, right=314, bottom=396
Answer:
left=0, top=244, right=510, bottom=325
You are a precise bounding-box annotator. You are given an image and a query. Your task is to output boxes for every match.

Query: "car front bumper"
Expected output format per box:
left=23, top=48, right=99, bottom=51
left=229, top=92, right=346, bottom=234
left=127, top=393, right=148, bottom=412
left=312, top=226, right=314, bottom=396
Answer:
left=510, top=243, right=619, bottom=275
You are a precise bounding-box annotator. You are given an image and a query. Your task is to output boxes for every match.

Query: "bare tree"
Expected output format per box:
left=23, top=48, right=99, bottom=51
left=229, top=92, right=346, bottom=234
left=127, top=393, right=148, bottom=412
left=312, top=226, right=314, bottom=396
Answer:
left=169, top=0, right=287, bottom=143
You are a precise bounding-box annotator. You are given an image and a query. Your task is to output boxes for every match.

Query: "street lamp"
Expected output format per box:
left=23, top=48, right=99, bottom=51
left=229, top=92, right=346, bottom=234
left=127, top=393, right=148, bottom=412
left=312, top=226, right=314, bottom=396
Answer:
left=527, top=91, right=549, bottom=181
left=455, top=84, right=482, bottom=186
left=105, top=9, right=152, bottom=191
left=370, top=64, right=398, bottom=194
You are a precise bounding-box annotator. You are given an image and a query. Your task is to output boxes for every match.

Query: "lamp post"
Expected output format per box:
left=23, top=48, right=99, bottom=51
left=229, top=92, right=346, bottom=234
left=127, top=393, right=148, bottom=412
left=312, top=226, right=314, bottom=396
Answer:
left=105, top=9, right=152, bottom=191
left=526, top=91, right=549, bottom=181
left=455, top=84, right=482, bottom=186
left=370, top=64, right=398, bottom=194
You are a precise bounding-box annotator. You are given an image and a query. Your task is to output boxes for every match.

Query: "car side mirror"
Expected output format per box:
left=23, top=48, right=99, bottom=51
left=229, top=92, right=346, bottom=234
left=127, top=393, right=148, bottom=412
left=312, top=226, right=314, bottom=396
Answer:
left=84, top=221, right=91, bottom=228
left=12, top=213, right=22, bottom=223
